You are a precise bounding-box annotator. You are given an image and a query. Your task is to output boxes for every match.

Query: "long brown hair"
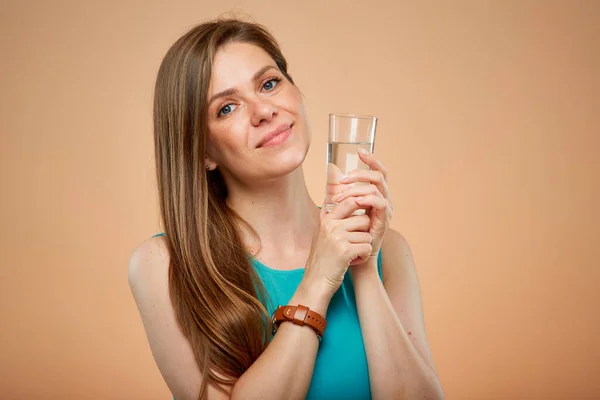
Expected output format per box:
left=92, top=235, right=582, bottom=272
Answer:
left=153, top=18, right=295, bottom=399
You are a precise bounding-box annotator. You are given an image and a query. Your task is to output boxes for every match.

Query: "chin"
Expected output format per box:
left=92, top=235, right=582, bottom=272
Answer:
left=274, top=147, right=308, bottom=175
left=261, top=140, right=309, bottom=178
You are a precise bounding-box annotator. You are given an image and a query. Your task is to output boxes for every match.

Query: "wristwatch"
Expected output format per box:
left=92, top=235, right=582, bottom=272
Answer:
left=271, top=304, right=327, bottom=341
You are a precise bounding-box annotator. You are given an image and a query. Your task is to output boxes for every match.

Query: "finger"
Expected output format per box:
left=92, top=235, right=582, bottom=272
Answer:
left=340, top=170, right=389, bottom=200
left=357, top=150, right=388, bottom=180
left=326, top=162, right=345, bottom=184
left=327, top=196, right=364, bottom=219
left=349, top=257, right=364, bottom=266
left=338, top=214, right=371, bottom=232
left=346, top=231, right=373, bottom=244
left=334, top=183, right=382, bottom=203
left=340, top=169, right=385, bottom=186
left=319, top=198, right=327, bottom=219
left=355, top=195, right=388, bottom=212
left=353, top=243, right=374, bottom=263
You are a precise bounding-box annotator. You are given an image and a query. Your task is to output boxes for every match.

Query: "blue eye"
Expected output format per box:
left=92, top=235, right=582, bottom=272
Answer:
left=218, top=103, right=236, bottom=117
left=262, top=78, right=280, bottom=91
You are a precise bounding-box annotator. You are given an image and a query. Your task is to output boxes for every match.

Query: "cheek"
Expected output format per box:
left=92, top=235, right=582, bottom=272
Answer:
left=205, top=128, right=231, bottom=161
left=206, top=124, right=248, bottom=163
left=280, top=86, right=306, bottom=118
left=291, top=88, right=304, bottom=110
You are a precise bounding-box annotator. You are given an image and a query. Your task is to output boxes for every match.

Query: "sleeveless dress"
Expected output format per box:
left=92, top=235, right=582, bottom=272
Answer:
left=152, top=232, right=383, bottom=399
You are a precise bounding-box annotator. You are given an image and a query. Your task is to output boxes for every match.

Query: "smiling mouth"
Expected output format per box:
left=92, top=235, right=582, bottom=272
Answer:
left=258, top=124, right=293, bottom=148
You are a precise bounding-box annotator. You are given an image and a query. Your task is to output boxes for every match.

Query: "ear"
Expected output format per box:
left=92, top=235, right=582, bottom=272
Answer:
left=205, top=157, right=217, bottom=171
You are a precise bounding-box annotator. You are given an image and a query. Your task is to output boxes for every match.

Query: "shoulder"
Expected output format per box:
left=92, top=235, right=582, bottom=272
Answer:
left=128, top=235, right=170, bottom=289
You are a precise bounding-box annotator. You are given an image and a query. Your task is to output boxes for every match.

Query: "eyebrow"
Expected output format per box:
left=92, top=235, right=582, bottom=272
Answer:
left=208, top=65, right=279, bottom=107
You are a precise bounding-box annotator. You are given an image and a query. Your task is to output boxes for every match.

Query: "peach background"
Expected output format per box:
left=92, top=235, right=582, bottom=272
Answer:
left=1, top=1, right=599, bottom=399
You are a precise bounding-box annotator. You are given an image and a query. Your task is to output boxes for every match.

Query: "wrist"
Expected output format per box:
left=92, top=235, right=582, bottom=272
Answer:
left=349, top=257, right=379, bottom=279
left=291, top=279, right=331, bottom=316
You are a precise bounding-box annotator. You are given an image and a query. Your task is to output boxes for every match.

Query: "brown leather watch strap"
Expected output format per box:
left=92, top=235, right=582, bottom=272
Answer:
left=271, top=304, right=327, bottom=340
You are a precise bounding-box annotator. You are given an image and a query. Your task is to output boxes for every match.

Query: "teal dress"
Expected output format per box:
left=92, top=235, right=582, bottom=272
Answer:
left=152, top=232, right=383, bottom=399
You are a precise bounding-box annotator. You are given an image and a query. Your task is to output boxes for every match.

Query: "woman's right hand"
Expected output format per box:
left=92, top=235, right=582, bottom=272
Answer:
left=303, top=197, right=373, bottom=300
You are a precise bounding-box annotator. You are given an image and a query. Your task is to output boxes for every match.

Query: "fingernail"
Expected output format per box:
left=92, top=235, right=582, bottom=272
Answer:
left=358, top=148, right=369, bottom=155
left=339, top=175, right=349, bottom=183
left=355, top=197, right=364, bottom=202
left=333, top=193, right=343, bottom=202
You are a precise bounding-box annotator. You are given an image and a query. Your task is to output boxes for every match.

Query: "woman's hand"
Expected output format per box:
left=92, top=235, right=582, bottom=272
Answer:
left=303, top=197, right=374, bottom=299
left=333, top=149, right=393, bottom=262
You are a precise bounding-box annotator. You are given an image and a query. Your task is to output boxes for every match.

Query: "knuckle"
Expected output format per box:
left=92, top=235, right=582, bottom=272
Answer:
left=341, top=243, right=353, bottom=256
left=323, top=220, right=336, bottom=234
left=342, top=197, right=355, bottom=206
left=360, top=244, right=372, bottom=258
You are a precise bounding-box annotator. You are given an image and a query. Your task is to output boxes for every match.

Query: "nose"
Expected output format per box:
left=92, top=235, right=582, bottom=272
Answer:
left=250, top=98, right=278, bottom=126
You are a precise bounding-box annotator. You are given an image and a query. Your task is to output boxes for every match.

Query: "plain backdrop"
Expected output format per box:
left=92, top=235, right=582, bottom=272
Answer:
left=1, top=0, right=599, bottom=399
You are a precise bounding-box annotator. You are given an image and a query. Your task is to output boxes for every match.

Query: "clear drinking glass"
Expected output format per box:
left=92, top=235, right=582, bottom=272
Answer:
left=325, top=113, right=377, bottom=215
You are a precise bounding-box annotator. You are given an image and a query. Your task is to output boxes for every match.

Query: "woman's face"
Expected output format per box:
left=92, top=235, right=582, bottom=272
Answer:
left=205, top=41, right=311, bottom=184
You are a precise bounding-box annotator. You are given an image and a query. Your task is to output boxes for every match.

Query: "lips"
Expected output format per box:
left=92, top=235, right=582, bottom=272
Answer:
left=257, top=123, right=293, bottom=148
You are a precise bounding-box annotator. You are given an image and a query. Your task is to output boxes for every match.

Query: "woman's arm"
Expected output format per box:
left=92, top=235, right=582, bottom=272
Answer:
left=128, top=236, right=329, bottom=400
left=349, top=228, right=444, bottom=399
left=230, top=285, right=327, bottom=400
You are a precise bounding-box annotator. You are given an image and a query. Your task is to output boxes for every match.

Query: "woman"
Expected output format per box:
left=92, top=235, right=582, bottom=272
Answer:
left=128, top=18, right=444, bottom=400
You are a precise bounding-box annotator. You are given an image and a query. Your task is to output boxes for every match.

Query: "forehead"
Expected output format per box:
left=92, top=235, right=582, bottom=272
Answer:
left=209, top=42, right=277, bottom=94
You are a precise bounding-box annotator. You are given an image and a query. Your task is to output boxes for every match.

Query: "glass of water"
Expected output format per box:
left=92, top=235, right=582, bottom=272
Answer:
left=325, top=113, right=378, bottom=215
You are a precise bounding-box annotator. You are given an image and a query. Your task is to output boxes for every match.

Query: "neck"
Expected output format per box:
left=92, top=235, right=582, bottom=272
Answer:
left=225, top=167, right=320, bottom=258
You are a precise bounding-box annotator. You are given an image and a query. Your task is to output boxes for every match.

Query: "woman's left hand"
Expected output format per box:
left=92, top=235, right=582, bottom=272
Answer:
left=334, top=149, right=393, bottom=265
